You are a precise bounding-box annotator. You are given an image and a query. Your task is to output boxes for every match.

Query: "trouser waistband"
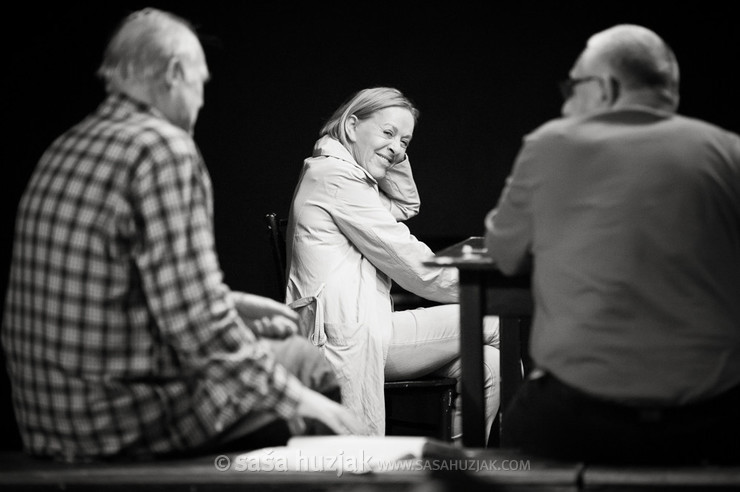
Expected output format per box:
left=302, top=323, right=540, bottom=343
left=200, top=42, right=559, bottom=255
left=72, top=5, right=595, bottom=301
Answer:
left=532, top=370, right=740, bottom=424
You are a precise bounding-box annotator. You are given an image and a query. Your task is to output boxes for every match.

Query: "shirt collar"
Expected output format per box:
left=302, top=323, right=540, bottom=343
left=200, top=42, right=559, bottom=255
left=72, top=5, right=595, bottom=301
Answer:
left=98, top=91, right=167, bottom=122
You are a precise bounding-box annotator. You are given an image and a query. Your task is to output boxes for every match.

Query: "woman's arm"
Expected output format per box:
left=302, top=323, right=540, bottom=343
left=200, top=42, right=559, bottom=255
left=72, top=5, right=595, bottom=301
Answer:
left=330, top=170, right=458, bottom=303
left=377, top=155, right=421, bottom=221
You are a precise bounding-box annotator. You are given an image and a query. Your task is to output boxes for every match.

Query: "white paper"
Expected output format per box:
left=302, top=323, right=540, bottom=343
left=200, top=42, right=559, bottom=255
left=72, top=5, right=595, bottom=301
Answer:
left=232, top=435, right=430, bottom=475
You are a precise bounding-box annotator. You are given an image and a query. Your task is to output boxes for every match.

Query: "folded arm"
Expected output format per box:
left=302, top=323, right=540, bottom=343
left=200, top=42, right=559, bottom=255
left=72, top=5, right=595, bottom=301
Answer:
left=377, top=155, right=421, bottom=221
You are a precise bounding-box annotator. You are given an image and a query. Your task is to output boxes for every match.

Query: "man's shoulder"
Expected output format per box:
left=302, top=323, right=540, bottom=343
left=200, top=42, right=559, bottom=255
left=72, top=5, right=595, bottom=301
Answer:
left=521, top=117, right=575, bottom=144
left=121, top=111, right=191, bottom=144
left=92, top=94, right=196, bottom=153
left=670, top=114, right=740, bottom=142
left=101, top=116, right=198, bottom=166
left=527, top=109, right=737, bottom=141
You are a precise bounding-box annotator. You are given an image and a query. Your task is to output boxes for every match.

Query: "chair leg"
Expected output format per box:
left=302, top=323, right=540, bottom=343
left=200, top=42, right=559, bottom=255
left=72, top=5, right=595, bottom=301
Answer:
left=440, top=386, right=455, bottom=442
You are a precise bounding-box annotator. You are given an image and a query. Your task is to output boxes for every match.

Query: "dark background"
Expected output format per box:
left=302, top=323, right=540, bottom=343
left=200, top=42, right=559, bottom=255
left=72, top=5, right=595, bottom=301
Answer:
left=2, top=1, right=739, bottom=449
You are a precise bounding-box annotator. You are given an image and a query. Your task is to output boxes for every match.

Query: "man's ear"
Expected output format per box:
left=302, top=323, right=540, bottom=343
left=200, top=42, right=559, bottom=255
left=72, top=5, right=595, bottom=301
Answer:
left=603, top=76, right=620, bottom=105
left=163, top=56, right=185, bottom=89
left=344, top=115, right=358, bottom=143
left=609, top=77, right=621, bottom=104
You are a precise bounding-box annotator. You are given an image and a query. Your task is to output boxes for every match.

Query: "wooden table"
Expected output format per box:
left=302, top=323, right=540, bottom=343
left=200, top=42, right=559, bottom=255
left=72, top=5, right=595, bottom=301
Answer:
left=425, top=236, right=533, bottom=448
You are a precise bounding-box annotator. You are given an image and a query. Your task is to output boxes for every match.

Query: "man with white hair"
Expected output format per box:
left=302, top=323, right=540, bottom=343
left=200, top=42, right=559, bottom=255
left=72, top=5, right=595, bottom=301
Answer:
left=485, top=25, right=740, bottom=464
left=2, top=8, right=360, bottom=463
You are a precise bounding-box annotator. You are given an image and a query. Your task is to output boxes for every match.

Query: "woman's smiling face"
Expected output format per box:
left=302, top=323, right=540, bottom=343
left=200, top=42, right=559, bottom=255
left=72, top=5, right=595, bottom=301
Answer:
left=346, top=106, right=415, bottom=180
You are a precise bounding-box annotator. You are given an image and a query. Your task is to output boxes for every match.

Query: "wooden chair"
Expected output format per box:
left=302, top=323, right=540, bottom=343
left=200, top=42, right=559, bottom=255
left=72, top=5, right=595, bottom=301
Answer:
left=265, top=212, right=289, bottom=302
left=265, top=212, right=456, bottom=441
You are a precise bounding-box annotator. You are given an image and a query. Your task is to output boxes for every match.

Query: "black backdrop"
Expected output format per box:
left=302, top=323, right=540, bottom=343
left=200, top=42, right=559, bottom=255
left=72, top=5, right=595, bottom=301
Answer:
left=2, top=0, right=739, bottom=450
left=4, top=1, right=740, bottom=305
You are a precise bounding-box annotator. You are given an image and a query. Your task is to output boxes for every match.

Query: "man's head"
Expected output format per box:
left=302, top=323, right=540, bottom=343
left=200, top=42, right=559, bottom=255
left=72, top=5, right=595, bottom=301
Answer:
left=97, top=8, right=210, bottom=134
left=561, top=24, right=679, bottom=117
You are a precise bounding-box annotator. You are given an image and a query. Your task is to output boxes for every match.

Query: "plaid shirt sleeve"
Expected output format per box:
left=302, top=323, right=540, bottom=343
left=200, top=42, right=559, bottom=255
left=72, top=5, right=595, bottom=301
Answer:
left=132, top=130, right=304, bottom=433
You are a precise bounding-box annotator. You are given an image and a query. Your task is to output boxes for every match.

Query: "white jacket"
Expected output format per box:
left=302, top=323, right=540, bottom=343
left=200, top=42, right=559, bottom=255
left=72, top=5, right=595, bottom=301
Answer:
left=285, top=136, right=459, bottom=434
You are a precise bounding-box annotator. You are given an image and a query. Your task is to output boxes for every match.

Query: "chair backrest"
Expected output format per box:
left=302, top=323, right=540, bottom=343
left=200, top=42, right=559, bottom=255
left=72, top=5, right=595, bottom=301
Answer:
left=265, top=212, right=289, bottom=301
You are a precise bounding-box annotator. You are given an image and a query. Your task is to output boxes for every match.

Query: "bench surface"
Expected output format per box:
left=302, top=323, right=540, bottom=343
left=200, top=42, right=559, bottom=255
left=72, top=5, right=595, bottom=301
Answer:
left=1, top=449, right=738, bottom=492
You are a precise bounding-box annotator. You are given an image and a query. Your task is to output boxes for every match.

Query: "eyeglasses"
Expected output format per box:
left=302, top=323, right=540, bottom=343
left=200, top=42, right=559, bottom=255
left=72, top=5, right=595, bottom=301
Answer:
left=558, top=76, right=602, bottom=100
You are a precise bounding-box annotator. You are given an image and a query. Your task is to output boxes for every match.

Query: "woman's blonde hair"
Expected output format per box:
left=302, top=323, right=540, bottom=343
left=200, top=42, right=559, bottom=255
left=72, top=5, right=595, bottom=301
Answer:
left=320, top=87, right=419, bottom=147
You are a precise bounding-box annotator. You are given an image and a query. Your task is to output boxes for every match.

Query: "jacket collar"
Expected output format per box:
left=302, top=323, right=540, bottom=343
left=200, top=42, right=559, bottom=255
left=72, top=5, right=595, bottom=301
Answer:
left=312, top=135, right=377, bottom=184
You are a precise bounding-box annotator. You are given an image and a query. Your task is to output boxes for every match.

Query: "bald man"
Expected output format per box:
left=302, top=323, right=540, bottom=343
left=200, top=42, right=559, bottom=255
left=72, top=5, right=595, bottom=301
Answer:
left=485, top=25, right=740, bottom=464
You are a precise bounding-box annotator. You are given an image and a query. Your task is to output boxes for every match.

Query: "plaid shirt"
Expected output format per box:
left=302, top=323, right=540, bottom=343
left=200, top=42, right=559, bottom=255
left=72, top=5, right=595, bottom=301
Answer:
left=2, top=93, right=303, bottom=462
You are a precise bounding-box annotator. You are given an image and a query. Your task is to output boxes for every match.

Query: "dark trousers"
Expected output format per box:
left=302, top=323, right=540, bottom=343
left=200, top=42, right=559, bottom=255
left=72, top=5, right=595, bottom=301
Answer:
left=502, top=370, right=740, bottom=465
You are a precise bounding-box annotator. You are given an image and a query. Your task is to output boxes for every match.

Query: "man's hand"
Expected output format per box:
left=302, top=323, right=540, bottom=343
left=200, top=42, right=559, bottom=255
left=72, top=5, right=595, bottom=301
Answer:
left=295, top=387, right=365, bottom=436
left=232, top=291, right=299, bottom=339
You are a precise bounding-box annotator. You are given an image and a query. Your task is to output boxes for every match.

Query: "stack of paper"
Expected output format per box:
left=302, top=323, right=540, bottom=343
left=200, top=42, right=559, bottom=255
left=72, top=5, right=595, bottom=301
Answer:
left=233, top=435, right=460, bottom=475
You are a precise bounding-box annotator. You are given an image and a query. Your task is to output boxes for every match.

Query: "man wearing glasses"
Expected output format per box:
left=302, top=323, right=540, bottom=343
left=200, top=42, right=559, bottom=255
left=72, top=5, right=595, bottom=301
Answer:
left=484, top=24, right=740, bottom=464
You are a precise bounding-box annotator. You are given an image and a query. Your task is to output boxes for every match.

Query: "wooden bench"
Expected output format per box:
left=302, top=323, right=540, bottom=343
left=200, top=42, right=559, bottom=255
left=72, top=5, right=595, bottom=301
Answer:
left=2, top=448, right=739, bottom=491
left=0, top=450, right=426, bottom=491
left=0, top=448, right=581, bottom=492
left=581, top=465, right=740, bottom=491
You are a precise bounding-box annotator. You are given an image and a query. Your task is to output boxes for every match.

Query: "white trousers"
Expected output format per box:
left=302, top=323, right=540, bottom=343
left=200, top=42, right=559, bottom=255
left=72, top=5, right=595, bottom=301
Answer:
left=384, top=304, right=500, bottom=442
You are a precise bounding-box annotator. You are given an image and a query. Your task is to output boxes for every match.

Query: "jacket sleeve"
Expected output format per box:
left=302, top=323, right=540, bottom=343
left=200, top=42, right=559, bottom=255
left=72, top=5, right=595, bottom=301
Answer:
left=377, top=155, right=421, bottom=221
left=329, top=167, right=458, bottom=303
left=484, top=137, right=535, bottom=275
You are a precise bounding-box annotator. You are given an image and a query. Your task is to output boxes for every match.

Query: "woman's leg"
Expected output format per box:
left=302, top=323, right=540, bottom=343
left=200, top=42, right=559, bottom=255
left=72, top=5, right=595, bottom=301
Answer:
left=385, top=304, right=500, bottom=442
left=429, top=344, right=500, bottom=442
left=385, top=304, right=460, bottom=378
